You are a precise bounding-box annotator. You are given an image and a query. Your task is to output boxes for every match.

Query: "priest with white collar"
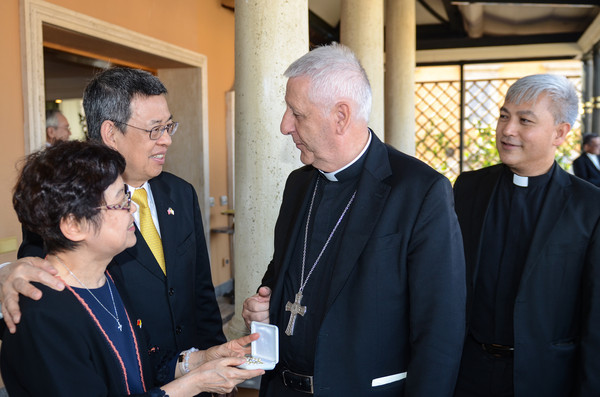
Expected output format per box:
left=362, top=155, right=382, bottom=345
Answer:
left=453, top=74, right=600, bottom=397
left=243, top=43, right=466, bottom=397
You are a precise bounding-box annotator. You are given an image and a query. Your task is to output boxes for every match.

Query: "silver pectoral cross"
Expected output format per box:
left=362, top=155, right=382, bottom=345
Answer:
left=285, top=292, right=307, bottom=336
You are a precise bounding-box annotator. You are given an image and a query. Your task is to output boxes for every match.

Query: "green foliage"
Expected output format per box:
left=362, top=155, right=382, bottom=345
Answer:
left=461, top=120, right=581, bottom=174
left=415, top=76, right=583, bottom=181
left=555, top=131, right=581, bottom=173
left=421, top=118, right=581, bottom=182
left=415, top=116, right=461, bottom=177
left=463, top=121, right=499, bottom=172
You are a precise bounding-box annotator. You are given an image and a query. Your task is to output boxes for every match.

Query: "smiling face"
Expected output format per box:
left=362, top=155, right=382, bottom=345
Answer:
left=109, top=94, right=173, bottom=187
left=280, top=77, right=339, bottom=171
left=87, top=176, right=137, bottom=258
left=495, top=93, right=570, bottom=176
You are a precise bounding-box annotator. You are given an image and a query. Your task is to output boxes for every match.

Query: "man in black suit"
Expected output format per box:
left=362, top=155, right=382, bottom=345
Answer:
left=572, top=133, right=600, bottom=186
left=0, top=68, right=225, bottom=388
left=453, top=74, right=600, bottom=396
left=242, top=43, right=466, bottom=396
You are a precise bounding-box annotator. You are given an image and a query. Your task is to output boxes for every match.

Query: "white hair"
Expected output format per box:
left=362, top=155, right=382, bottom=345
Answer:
left=45, top=109, right=63, bottom=128
left=284, top=43, right=372, bottom=122
left=506, top=74, right=579, bottom=126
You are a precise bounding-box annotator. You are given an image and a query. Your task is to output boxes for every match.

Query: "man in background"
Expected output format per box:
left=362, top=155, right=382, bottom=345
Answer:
left=572, top=132, right=600, bottom=186
left=45, top=109, right=71, bottom=146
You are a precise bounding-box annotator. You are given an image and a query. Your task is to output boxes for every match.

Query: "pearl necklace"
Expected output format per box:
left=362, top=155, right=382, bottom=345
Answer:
left=53, top=255, right=122, bottom=332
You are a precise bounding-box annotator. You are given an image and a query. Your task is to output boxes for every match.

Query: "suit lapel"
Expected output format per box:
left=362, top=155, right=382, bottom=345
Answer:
left=151, top=176, right=179, bottom=277
left=519, top=166, right=571, bottom=285
left=325, top=135, right=391, bottom=309
left=120, top=177, right=168, bottom=281
left=270, top=169, right=317, bottom=322
left=120, top=227, right=165, bottom=280
left=279, top=173, right=317, bottom=272
left=469, top=165, right=503, bottom=286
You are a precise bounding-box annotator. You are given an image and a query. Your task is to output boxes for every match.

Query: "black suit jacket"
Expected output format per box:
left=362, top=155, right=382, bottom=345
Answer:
left=17, top=172, right=224, bottom=367
left=454, top=164, right=600, bottom=397
left=260, top=134, right=466, bottom=397
left=572, top=153, right=600, bottom=187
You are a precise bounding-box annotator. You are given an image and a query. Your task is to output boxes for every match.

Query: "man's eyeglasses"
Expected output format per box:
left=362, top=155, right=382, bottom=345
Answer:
left=97, top=191, right=132, bottom=211
left=114, top=121, right=178, bottom=140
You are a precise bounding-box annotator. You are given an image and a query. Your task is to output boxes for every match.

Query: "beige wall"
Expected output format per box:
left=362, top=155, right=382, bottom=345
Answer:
left=0, top=0, right=26, bottom=265
left=0, top=0, right=235, bottom=285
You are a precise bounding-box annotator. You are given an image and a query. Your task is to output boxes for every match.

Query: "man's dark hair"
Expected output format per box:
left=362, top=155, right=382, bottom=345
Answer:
left=83, top=67, right=167, bottom=142
left=13, top=140, right=126, bottom=253
left=582, top=133, right=600, bottom=151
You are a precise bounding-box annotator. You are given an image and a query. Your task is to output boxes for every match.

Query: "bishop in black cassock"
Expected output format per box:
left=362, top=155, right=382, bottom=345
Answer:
left=243, top=43, right=466, bottom=397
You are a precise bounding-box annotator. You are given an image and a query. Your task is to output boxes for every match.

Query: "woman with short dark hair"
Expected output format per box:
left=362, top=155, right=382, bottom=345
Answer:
left=2, top=140, right=263, bottom=396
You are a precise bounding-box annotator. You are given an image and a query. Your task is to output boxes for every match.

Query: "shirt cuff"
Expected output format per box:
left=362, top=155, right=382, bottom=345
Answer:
left=0, top=262, right=12, bottom=319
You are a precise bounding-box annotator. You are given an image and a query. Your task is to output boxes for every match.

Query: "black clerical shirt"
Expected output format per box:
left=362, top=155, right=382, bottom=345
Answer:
left=279, top=151, right=367, bottom=375
left=470, top=164, right=555, bottom=347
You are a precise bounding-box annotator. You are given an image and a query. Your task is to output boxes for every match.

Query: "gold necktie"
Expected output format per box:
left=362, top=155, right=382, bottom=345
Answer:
left=132, top=188, right=166, bottom=274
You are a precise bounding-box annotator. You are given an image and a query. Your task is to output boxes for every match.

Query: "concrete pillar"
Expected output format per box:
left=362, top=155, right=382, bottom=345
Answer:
left=583, top=57, right=594, bottom=135
left=340, top=0, right=385, bottom=141
left=227, top=0, right=307, bottom=339
left=385, top=0, right=416, bottom=155
left=593, top=44, right=600, bottom=134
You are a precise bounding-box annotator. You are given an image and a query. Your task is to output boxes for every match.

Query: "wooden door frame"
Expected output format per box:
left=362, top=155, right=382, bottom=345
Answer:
left=20, top=0, right=211, bottom=238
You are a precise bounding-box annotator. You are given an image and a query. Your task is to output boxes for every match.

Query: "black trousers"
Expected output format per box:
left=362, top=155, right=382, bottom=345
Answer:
left=454, top=335, right=514, bottom=397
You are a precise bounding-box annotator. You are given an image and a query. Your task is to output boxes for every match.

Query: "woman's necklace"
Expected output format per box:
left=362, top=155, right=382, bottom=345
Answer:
left=53, top=255, right=122, bottom=332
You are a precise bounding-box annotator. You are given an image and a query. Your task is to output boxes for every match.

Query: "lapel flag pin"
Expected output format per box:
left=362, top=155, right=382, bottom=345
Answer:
left=167, top=208, right=175, bottom=215
left=137, top=319, right=142, bottom=328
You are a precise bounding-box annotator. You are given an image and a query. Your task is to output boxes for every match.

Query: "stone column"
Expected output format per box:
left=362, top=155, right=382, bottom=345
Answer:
left=583, top=57, right=594, bottom=135
left=385, top=0, right=416, bottom=155
left=340, top=0, right=385, bottom=140
left=593, top=44, right=600, bottom=134
left=227, top=0, right=307, bottom=339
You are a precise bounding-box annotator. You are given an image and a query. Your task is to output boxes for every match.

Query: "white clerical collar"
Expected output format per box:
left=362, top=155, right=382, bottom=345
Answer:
left=513, top=174, right=528, bottom=187
left=320, top=130, right=372, bottom=182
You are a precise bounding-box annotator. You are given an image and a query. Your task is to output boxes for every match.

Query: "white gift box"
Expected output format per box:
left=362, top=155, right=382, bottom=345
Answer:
left=238, top=321, right=279, bottom=370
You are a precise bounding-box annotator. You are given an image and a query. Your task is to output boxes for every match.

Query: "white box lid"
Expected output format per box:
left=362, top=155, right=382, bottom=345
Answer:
left=251, top=321, right=279, bottom=364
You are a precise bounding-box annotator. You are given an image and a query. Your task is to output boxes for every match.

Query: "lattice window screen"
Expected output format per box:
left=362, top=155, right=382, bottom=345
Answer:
left=415, top=76, right=582, bottom=182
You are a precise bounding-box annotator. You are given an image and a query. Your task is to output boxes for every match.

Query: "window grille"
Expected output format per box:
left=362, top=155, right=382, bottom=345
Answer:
left=415, top=76, right=582, bottom=182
